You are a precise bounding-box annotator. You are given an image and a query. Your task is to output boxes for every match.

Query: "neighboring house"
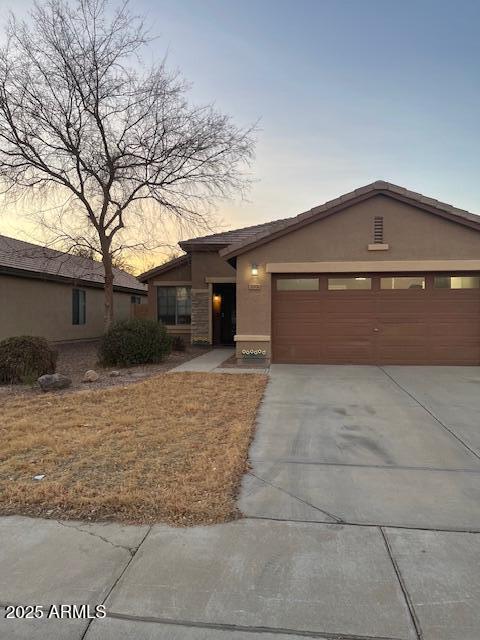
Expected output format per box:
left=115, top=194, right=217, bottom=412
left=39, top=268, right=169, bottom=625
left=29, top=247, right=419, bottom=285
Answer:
left=0, top=235, right=147, bottom=342
left=138, top=181, right=480, bottom=365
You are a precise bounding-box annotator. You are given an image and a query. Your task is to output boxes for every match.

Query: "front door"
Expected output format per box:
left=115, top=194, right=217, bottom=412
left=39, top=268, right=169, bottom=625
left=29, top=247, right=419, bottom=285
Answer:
left=212, top=283, right=236, bottom=346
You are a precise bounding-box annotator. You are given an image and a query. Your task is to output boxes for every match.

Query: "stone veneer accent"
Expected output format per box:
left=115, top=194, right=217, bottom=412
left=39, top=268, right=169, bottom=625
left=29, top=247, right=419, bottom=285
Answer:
left=191, top=289, right=210, bottom=344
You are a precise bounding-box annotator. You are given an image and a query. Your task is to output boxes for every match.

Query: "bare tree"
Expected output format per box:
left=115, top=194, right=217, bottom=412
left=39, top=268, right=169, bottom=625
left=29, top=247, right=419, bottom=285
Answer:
left=0, top=0, right=254, bottom=328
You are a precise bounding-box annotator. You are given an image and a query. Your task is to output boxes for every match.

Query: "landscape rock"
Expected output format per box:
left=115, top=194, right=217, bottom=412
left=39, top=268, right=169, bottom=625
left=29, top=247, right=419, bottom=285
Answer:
left=37, top=373, right=72, bottom=391
left=109, top=370, right=121, bottom=377
left=82, top=370, right=100, bottom=383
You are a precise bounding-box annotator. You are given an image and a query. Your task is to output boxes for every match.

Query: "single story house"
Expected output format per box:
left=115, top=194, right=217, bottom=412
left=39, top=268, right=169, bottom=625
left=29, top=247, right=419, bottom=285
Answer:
left=0, top=234, right=147, bottom=342
left=139, top=181, right=480, bottom=365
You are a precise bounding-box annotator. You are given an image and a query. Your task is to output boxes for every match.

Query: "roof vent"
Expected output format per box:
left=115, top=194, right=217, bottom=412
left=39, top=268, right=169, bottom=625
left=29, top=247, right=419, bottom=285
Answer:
left=373, top=216, right=384, bottom=244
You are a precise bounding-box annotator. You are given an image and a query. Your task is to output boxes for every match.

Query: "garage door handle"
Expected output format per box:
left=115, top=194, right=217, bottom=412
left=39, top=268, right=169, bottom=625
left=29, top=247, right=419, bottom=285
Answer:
left=373, top=328, right=379, bottom=332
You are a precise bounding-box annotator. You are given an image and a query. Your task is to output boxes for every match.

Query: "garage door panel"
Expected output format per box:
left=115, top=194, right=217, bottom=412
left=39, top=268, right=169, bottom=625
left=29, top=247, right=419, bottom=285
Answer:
left=274, top=343, right=324, bottom=363
left=323, top=325, right=373, bottom=339
left=377, top=349, right=430, bottom=362
left=430, top=345, right=480, bottom=364
left=429, top=322, right=479, bottom=337
left=378, top=325, right=429, bottom=338
left=323, top=344, right=374, bottom=364
left=272, top=274, right=480, bottom=365
left=426, top=298, right=480, bottom=314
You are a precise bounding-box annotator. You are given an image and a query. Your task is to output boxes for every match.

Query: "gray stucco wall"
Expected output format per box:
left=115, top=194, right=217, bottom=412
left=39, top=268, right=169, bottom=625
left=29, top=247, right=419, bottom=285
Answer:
left=0, top=274, right=138, bottom=342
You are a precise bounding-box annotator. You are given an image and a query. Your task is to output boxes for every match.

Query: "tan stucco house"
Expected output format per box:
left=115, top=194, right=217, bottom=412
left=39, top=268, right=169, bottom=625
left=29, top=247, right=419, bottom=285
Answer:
left=139, top=181, right=480, bottom=365
left=0, top=235, right=147, bottom=342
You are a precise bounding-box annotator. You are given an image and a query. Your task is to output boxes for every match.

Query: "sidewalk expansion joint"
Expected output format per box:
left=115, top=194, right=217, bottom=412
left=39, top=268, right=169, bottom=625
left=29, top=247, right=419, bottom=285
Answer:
left=250, top=459, right=480, bottom=473
left=80, top=525, right=152, bottom=640
left=247, top=471, right=344, bottom=523
left=106, top=610, right=406, bottom=640
left=378, top=367, right=480, bottom=462
left=380, top=527, right=423, bottom=640
left=55, top=520, right=137, bottom=555
left=243, top=514, right=480, bottom=535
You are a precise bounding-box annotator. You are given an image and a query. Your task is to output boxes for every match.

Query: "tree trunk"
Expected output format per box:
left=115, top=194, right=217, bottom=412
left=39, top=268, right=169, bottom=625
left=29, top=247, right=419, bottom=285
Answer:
left=102, top=249, right=114, bottom=332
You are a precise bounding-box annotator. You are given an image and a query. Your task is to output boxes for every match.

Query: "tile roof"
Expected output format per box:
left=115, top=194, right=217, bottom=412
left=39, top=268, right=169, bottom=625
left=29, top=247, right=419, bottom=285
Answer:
left=0, top=234, right=146, bottom=293
left=178, top=217, right=292, bottom=249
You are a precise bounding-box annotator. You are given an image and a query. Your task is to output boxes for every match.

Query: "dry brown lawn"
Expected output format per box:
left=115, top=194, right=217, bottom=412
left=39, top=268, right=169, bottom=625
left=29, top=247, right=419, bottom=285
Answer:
left=0, top=372, right=267, bottom=526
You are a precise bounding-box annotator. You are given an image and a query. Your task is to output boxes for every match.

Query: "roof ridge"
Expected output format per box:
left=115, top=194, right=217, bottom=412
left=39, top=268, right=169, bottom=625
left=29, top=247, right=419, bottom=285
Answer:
left=219, top=181, right=480, bottom=260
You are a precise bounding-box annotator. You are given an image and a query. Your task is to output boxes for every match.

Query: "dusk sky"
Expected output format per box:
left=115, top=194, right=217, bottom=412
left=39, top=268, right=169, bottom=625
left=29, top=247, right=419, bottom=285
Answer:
left=1, top=0, right=479, bottom=258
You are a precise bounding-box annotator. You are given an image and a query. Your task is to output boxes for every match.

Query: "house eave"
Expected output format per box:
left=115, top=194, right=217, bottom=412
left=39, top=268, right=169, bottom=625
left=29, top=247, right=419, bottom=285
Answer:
left=138, top=254, right=190, bottom=282
left=0, top=265, right=147, bottom=295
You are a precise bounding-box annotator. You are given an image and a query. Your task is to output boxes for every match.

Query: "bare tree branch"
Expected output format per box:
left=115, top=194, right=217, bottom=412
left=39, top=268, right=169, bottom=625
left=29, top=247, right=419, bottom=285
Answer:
left=0, top=0, right=255, bottom=328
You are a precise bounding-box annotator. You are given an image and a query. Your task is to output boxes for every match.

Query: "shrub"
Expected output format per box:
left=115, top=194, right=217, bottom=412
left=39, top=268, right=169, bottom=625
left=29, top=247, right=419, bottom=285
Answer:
left=0, top=336, right=58, bottom=384
left=99, top=318, right=172, bottom=367
left=171, top=336, right=186, bottom=352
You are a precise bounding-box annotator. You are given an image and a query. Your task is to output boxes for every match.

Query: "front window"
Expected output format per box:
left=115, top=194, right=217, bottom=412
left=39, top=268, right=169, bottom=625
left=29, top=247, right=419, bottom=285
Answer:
left=157, top=286, right=191, bottom=325
left=72, top=288, right=86, bottom=325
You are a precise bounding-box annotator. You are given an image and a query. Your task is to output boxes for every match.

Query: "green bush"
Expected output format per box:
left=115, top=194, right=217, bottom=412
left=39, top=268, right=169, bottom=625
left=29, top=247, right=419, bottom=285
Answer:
left=99, top=318, right=172, bottom=367
left=0, top=336, right=58, bottom=384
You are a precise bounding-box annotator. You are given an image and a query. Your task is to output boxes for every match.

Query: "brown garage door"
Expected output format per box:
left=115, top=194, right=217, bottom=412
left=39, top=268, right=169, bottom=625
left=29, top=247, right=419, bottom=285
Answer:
left=272, top=273, right=480, bottom=364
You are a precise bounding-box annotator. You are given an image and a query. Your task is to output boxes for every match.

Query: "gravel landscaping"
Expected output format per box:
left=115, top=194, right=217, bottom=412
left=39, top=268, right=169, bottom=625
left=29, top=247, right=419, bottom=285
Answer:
left=0, top=340, right=208, bottom=396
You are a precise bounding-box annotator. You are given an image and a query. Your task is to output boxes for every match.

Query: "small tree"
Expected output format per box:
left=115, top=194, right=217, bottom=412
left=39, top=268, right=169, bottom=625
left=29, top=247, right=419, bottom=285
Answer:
left=0, top=0, right=254, bottom=328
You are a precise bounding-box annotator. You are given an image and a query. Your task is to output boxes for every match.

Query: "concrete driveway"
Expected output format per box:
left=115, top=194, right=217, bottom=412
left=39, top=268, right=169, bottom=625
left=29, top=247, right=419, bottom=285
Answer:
left=2, top=365, right=480, bottom=640
left=241, top=365, right=480, bottom=530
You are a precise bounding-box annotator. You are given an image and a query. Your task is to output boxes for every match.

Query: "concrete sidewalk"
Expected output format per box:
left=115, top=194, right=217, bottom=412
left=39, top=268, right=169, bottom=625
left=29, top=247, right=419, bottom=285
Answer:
left=2, top=514, right=479, bottom=639
left=169, top=348, right=269, bottom=374
left=168, top=348, right=233, bottom=372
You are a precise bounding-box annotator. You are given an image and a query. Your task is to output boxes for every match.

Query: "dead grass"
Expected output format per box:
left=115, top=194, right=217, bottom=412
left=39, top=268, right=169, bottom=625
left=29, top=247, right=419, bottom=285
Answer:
left=0, top=372, right=267, bottom=526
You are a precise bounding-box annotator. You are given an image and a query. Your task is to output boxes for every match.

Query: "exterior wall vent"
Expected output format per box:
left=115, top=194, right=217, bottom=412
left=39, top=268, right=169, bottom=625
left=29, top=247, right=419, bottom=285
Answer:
left=373, top=216, right=384, bottom=244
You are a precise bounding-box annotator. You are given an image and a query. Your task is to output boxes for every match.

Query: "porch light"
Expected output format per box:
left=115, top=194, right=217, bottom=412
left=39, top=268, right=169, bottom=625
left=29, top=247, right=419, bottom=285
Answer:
left=212, top=293, right=222, bottom=312
left=251, top=263, right=258, bottom=276
left=355, top=277, right=367, bottom=281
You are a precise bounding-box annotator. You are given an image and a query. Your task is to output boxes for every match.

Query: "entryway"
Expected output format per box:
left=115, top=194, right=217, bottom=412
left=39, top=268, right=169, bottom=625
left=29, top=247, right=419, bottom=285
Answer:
left=212, top=283, right=236, bottom=346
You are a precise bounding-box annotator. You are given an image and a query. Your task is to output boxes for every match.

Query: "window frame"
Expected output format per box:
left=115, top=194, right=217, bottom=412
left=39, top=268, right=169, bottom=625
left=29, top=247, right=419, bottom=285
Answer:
left=72, top=288, right=86, bottom=325
left=157, top=286, right=192, bottom=325
left=327, top=276, right=372, bottom=291
left=276, top=277, right=320, bottom=291
left=433, top=274, right=480, bottom=290
left=380, top=276, right=426, bottom=290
